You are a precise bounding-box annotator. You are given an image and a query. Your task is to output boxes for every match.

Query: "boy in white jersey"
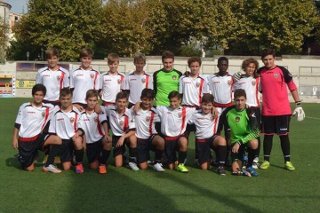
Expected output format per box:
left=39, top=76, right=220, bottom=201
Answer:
left=106, top=91, right=138, bottom=171
left=75, top=90, right=112, bottom=174
left=36, top=48, right=69, bottom=105
left=12, top=84, right=61, bottom=172
left=43, top=88, right=82, bottom=173
left=70, top=48, right=100, bottom=111
left=189, top=94, right=227, bottom=175
left=123, top=53, right=153, bottom=108
left=157, top=91, right=193, bottom=173
left=100, top=53, right=125, bottom=108
left=134, top=89, right=165, bottom=171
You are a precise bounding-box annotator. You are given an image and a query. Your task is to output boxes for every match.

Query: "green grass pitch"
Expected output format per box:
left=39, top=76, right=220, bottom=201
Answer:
left=0, top=98, right=319, bottom=212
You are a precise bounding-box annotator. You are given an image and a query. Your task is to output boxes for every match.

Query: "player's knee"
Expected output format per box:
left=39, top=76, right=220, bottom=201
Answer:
left=215, top=136, right=227, bottom=146
left=249, top=140, right=258, bottom=149
left=139, top=162, right=148, bottom=170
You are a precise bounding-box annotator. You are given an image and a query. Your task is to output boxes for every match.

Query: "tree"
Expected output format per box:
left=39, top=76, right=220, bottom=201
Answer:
left=0, top=21, right=9, bottom=63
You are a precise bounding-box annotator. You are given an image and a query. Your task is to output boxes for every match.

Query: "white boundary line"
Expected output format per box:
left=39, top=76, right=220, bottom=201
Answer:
left=305, top=116, right=320, bottom=120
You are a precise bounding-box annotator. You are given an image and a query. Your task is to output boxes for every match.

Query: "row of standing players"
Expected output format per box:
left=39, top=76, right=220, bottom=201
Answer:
left=12, top=48, right=305, bottom=175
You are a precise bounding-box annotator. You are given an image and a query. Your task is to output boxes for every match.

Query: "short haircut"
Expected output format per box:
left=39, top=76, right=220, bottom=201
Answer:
left=107, top=53, right=120, bottom=64
left=168, top=91, right=181, bottom=100
left=140, top=88, right=154, bottom=100
left=80, top=48, right=94, bottom=58
left=201, top=93, right=214, bottom=104
left=188, top=57, right=202, bottom=67
left=217, top=56, right=228, bottom=65
left=261, top=49, right=276, bottom=60
left=32, top=84, right=46, bottom=96
left=46, top=48, right=59, bottom=59
left=116, top=91, right=128, bottom=101
left=234, top=89, right=247, bottom=99
left=162, top=50, right=174, bottom=62
left=60, top=88, right=72, bottom=98
left=134, top=53, right=146, bottom=64
left=86, top=89, right=99, bottom=100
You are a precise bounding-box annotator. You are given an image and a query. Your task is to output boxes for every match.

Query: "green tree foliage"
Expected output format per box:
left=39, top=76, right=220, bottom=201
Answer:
left=0, top=21, right=9, bottom=63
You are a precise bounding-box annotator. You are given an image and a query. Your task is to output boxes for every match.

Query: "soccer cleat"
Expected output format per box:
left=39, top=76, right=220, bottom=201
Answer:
left=128, top=162, right=140, bottom=171
left=259, top=160, right=270, bottom=170
left=176, top=163, right=189, bottom=173
left=246, top=166, right=258, bottom=177
left=285, top=161, right=295, bottom=171
left=252, top=157, right=260, bottom=169
left=42, top=164, right=62, bottom=173
left=153, top=162, right=165, bottom=172
left=217, top=166, right=226, bottom=176
left=75, top=163, right=84, bottom=174
left=241, top=168, right=252, bottom=177
left=98, top=164, right=107, bottom=174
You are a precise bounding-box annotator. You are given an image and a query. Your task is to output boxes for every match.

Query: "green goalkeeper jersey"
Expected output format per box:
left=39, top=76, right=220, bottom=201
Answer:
left=153, top=68, right=182, bottom=106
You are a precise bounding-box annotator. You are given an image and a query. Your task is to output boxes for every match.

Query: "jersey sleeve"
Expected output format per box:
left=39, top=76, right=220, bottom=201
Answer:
left=35, top=71, right=42, bottom=84
left=179, top=76, right=184, bottom=94
left=156, top=106, right=165, bottom=118
left=202, top=77, right=210, bottom=94
left=123, top=74, right=130, bottom=90
left=63, top=69, right=70, bottom=88
left=217, top=107, right=230, bottom=134
left=128, top=109, right=135, bottom=129
left=48, top=113, right=57, bottom=134
left=94, top=72, right=100, bottom=90
left=279, top=66, right=293, bottom=83
left=147, top=75, right=154, bottom=90
left=77, top=114, right=85, bottom=132
left=69, top=70, right=74, bottom=88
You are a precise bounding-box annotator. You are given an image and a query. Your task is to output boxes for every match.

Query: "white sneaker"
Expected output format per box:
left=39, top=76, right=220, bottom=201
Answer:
left=42, top=164, right=62, bottom=173
left=153, top=162, right=165, bottom=172
left=128, top=162, right=139, bottom=171
left=252, top=157, right=260, bottom=169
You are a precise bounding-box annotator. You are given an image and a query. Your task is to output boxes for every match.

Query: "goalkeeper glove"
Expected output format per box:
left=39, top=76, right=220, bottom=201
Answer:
left=293, top=101, right=305, bottom=122
left=233, top=72, right=242, bottom=81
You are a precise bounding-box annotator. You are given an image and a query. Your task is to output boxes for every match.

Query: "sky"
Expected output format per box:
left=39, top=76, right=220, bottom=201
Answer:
left=5, top=0, right=29, bottom=14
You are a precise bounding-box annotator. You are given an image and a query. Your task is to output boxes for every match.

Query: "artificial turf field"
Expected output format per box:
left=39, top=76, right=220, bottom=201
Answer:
left=0, top=98, right=319, bottom=213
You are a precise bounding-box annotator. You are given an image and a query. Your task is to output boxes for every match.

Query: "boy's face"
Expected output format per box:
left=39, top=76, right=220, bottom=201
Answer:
left=81, top=56, right=92, bottom=70
left=47, top=56, right=59, bottom=69
left=60, top=94, right=73, bottom=109
left=134, top=60, right=145, bottom=72
left=262, top=55, right=275, bottom=69
left=217, top=60, right=228, bottom=74
left=189, top=61, right=200, bottom=76
left=245, top=63, right=256, bottom=77
left=33, top=91, right=45, bottom=105
left=86, top=96, right=98, bottom=110
left=108, top=61, right=119, bottom=73
left=201, top=102, right=213, bottom=114
left=141, top=97, right=153, bottom=110
left=169, top=97, right=181, bottom=109
left=116, top=98, right=128, bottom=111
left=163, top=58, right=174, bottom=71
left=235, top=96, right=246, bottom=110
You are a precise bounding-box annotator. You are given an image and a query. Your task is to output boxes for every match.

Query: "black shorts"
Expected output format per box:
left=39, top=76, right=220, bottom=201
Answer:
left=195, top=138, right=212, bottom=164
left=60, top=139, right=74, bottom=163
left=230, top=143, right=246, bottom=162
left=86, top=139, right=103, bottom=163
left=112, top=136, right=128, bottom=157
left=164, top=136, right=183, bottom=164
left=262, top=115, right=290, bottom=135
left=250, top=107, right=261, bottom=128
left=137, top=137, right=152, bottom=164
left=185, top=123, right=196, bottom=135
left=18, top=134, right=47, bottom=169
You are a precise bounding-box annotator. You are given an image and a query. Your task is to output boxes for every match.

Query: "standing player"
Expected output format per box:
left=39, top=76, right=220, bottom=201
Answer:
left=12, top=84, right=61, bottom=172
left=36, top=48, right=69, bottom=105
left=134, top=89, right=165, bottom=171
left=258, top=49, right=305, bottom=171
left=100, top=53, right=125, bottom=108
left=123, top=53, right=153, bottom=108
left=70, top=48, right=100, bottom=111
left=153, top=51, right=182, bottom=107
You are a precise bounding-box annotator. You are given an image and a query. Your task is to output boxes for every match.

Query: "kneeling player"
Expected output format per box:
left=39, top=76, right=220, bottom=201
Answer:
left=220, top=89, right=260, bottom=176
left=106, top=92, right=138, bottom=171
left=75, top=90, right=112, bottom=174
left=134, top=89, right=165, bottom=171
left=189, top=94, right=227, bottom=175
left=12, top=84, right=61, bottom=172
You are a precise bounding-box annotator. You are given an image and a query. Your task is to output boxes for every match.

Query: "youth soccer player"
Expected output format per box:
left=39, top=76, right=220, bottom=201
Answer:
left=258, top=49, right=304, bottom=171
left=106, top=91, right=138, bottom=171
left=12, top=84, right=61, bottom=172
left=189, top=93, right=227, bottom=175
left=70, top=48, right=100, bottom=111
left=100, top=53, right=125, bottom=108
left=43, top=88, right=82, bottom=173
left=36, top=48, right=69, bottom=105
left=76, top=90, right=112, bottom=174
left=123, top=53, right=153, bottom=107
left=134, top=88, right=165, bottom=171
left=156, top=91, right=193, bottom=172
left=219, top=89, right=260, bottom=176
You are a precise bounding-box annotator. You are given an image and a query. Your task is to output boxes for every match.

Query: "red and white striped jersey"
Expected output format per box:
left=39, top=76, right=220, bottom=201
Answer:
left=156, top=106, right=193, bottom=137
left=15, top=103, right=54, bottom=139
left=70, top=67, right=100, bottom=104
left=207, top=73, right=233, bottom=107
left=36, top=66, right=69, bottom=101
left=189, top=110, right=219, bottom=139
left=179, top=75, right=209, bottom=107
left=100, top=72, right=125, bottom=103
left=49, top=107, right=80, bottom=140
left=123, top=72, right=153, bottom=104
left=233, top=76, right=260, bottom=107
left=106, top=107, right=135, bottom=136
left=134, top=108, right=160, bottom=139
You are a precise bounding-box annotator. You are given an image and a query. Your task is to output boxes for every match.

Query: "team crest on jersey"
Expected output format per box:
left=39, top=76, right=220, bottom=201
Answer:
left=118, top=79, right=121, bottom=84
left=196, top=82, right=200, bottom=87
left=70, top=117, right=75, bottom=123
left=141, top=78, right=146, bottom=83
left=146, top=116, right=150, bottom=122
left=274, top=73, right=279, bottom=78
left=119, top=120, right=124, bottom=126
left=172, top=76, right=177, bottom=80
left=57, top=75, right=61, bottom=81
left=252, top=80, right=256, bottom=86
left=90, top=73, right=95, bottom=79
left=235, top=116, right=240, bottom=123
